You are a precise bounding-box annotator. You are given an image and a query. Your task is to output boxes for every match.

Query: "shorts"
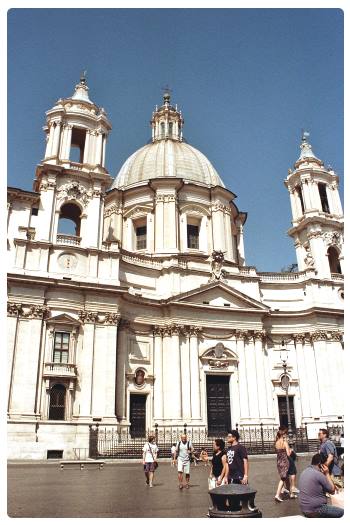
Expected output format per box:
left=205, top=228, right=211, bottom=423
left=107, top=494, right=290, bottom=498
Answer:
left=177, top=458, right=190, bottom=474
left=144, top=462, right=155, bottom=473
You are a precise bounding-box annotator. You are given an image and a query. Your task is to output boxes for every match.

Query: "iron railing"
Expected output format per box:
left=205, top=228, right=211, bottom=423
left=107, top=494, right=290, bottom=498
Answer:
left=88, top=422, right=313, bottom=459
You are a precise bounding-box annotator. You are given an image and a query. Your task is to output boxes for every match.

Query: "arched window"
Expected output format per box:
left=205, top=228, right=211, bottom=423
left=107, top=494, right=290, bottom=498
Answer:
left=58, top=203, right=81, bottom=236
left=295, top=185, right=305, bottom=214
left=328, top=246, right=341, bottom=274
left=160, top=122, right=165, bottom=138
left=70, top=127, right=86, bottom=163
left=318, top=183, right=330, bottom=213
left=49, top=384, right=66, bottom=420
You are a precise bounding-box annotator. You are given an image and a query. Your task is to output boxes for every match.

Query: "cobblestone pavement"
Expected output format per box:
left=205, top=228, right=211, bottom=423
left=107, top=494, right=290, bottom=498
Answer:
left=7, top=454, right=313, bottom=518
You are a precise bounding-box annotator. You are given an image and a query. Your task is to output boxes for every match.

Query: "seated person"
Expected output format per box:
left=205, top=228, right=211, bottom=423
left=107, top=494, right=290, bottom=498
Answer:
left=298, top=453, right=343, bottom=518
left=199, top=448, right=209, bottom=466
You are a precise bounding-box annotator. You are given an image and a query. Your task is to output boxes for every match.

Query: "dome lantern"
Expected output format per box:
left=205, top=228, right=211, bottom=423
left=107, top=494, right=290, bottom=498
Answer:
left=151, top=88, right=184, bottom=142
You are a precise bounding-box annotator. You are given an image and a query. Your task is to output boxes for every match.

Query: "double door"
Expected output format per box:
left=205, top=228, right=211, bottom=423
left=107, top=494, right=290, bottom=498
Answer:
left=206, top=375, right=231, bottom=436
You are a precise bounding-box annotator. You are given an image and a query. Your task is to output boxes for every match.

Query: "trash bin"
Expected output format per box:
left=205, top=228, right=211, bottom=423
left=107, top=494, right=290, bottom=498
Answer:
left=208, top=484, right=262, bottom=518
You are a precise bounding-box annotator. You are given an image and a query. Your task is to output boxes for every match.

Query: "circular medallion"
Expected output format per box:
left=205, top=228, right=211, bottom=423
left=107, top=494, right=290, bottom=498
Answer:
left=58, top=252, right=78, bottom=271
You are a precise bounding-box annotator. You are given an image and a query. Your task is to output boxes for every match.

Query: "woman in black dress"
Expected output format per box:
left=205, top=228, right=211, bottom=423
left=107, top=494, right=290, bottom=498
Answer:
left=209, top=438, right=228, bottom=488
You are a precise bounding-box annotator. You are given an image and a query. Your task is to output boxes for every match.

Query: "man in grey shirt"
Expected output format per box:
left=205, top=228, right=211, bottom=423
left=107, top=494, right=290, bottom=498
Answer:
left=298, top=453, right=343, bottom=518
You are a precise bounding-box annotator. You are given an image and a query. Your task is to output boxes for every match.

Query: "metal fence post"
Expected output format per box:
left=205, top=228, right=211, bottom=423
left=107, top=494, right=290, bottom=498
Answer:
left=305, top=422, right=309, bottom=452
left=184, top=422, right=187, bottom=435
left=260, top=423, right=265, bottom=454
left=155, top=423, right=158, bottom=443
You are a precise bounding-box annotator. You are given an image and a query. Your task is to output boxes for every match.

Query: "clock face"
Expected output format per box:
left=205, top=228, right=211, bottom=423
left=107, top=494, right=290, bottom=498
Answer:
left=58, top=252, right=78, bottom=271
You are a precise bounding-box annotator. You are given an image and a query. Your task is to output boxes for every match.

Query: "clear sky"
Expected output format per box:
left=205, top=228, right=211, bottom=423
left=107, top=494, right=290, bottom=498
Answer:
left=7, top=8, right=344, bottom=271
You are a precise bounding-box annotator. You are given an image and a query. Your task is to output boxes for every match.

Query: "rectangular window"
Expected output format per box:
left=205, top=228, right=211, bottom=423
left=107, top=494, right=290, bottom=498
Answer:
left=31, top=207, right=39, bottom=216
left=136, top=224, right=147, bottom=250
left=318, top=183, right=330, bottom=213
left=187, top=224, right=199, bottom=249
left=53, top=332, right=70, bottom=363
left=70, top=127, right=86, bottom=163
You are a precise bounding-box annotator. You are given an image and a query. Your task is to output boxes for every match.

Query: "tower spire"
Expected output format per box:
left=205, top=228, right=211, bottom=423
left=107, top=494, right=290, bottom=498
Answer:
left=71, top=70, right=92, bottom=103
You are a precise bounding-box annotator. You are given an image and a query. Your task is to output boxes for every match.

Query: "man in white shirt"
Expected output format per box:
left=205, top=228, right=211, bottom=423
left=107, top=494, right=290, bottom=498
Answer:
left=176, top=434, right=194, bottom=489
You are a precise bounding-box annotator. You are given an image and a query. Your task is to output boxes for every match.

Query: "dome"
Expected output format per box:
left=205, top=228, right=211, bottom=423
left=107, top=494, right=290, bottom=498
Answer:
left=111, top=140, right=225, bottom=189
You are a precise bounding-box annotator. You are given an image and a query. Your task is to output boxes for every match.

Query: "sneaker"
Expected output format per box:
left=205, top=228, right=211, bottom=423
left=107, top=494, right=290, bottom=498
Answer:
left=149, top=483, right=153, bottom=488
left=179, top=484, right=183, bottom=490
left=290, top=494, right=298, bottom=499
left=292, top=488, right=300, bottom=494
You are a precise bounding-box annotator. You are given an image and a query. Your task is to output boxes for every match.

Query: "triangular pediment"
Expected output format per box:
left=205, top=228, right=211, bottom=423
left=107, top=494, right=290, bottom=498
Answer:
left=46, top=313, right=81, bottom=325
left=168, top=281, right=269, bottom=311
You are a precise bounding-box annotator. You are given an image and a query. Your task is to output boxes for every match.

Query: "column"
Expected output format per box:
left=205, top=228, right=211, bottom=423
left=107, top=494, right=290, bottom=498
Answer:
left=162, top=326, right=181, bottom=421
left=9, top=311, right=45, bottom=417
left=116, top=320, right=128, bottom=421
left=263, top=343, right=274, bottom=418
left=181, top=330, right=191, bottom=421
left=312, top=333, right=333, bottom=416
left=155, top=194, right=164, bottom=252
left=329, top=332, right=344, bottom=416
left=189, top=327, right=201, bottom=420
left=244, top=334, right=259, bottom=419
left=102, top=135, right=107, bottom=167
left=76, top=316, right=95, bottom=419
left=211, top=203, right=225, bottom=252
left=303, top=335, right=321, bottom=416
left=288, top=188, right=298, bottom=221
left=62, top=125, right=73, bottom=160
left=236, top=331, right=249, bottom=420
left=224, top=210, right=233, bottom=259
left=237, top=224, right=245, bottom=265
left=254, top=332, right=269, bottom=419
left=45, top=123, right=55, bottom=158
left=163, top=194, right=177, bottom=251
left=51, top=121, right=62, bottom=158
left=91, top=317, right=119, bottom=421
left=180, top=213, right=187, bottom=251
left=83, top=130, right=91, bottom=164
left=95, top=132, right=103, bottom=165
left=330, top=183, right=343, bottom=216
left=153, top=327, right=163, bottom=421
left=294, top=335, right=311, bottom=419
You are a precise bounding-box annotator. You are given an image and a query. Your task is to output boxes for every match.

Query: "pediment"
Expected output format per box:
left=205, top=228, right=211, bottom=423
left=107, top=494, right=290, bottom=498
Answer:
left=123, top=204, right=154, bottom=219
left=169, top=281, right=269, bottom=311
left=46, top=313, right=81, bottom=325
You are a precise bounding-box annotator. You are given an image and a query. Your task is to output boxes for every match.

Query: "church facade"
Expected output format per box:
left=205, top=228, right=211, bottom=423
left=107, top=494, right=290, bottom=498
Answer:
left=7, top=77, right=344, bottom=459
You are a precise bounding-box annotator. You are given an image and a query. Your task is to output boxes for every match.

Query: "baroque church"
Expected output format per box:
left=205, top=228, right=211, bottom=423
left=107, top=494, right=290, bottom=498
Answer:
left=7, top=76, right=344, bottom=459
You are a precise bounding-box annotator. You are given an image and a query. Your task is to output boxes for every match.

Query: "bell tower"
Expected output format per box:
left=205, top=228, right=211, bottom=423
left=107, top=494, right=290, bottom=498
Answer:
left=285, top=132, right=343, bottom=278
left=33, top=74, right=112, bottom=248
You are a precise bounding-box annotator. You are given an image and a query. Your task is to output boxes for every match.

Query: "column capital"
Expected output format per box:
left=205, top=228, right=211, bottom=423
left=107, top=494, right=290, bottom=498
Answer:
left=236, top=330, right=249, bottom=341
left=7, top=302, right=22, bottom=317
left=293, top=333, right=305, bottom=344
left=153, top=325, right=163, bottom=337
left=310, top=330, right=328, bottom=342
left=189, top=325, right=202, bottom=337
left=78, top=310, right=98, bottom=324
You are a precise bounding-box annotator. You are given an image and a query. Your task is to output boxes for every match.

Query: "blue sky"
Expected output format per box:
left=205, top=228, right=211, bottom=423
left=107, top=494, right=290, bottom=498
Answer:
left=7, top=8, right=343, bottom=271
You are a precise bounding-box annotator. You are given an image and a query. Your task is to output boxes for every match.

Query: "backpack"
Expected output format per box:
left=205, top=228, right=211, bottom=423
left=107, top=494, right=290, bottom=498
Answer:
left=176, top=440, right=192, bottom=459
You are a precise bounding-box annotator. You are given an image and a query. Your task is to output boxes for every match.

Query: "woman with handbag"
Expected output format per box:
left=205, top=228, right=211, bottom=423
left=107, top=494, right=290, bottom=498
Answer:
left=142, top=434, right=158, bottom=488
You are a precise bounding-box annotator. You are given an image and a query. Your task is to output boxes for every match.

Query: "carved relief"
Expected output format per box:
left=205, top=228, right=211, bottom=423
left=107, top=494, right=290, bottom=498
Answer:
left=303, top=243, right=315, bottom=269
left=209, top=250, right=226, bottom=282
left=311, top=331, right=328, bottom=342
left=57, top=181, right=92, bottom=207
left=78, top=310, right=98, bottom=324
left=323, top=231, right=343, bottom=248
left=293, top=333, right=305, bottom=344
left=58, top=252, right=78, bottom=271
left=10, top=304, right=50, bottom=319
left=104, top=203, right=123, bottom=218
left=7, top=303, right=22, bottom=317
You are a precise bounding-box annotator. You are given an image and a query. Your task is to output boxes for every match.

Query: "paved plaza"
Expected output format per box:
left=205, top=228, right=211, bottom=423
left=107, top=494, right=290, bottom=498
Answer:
left=7, top=453, right=314, bottom=518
